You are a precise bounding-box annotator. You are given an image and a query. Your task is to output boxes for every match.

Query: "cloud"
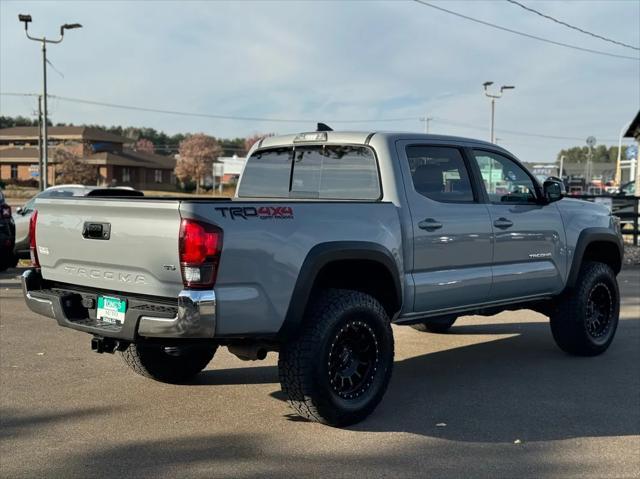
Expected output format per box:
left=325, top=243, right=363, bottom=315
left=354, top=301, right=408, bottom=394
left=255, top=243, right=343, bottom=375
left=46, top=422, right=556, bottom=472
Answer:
left=1, top=0, right=638, bottom=162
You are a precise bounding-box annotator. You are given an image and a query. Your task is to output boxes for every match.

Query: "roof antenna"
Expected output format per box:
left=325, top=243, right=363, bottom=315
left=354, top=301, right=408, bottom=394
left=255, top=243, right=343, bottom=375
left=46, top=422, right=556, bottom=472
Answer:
left=316, top=122, right=333, bottom=132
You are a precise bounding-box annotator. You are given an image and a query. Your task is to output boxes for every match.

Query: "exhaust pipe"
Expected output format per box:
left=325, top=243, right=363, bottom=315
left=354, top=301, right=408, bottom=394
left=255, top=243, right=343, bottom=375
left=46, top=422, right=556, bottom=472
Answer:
left=228, top=343, right=269, bottom=361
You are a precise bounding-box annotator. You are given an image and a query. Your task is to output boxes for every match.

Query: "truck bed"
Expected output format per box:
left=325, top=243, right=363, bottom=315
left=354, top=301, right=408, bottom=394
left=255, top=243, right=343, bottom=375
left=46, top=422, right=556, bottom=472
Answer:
left=34, top=196, right=404, bottom=337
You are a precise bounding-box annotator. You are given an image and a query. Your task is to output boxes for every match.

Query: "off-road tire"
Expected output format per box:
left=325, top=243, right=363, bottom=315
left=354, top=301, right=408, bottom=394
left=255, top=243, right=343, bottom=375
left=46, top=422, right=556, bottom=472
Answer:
left=550, top=261, right=619, bottom=356
left=410, top=316, right=457, bottom=333
left=278, top=289, right=394, bottom=427
left=121, top=343, right=217, bottom=383
left=0, top=253, right=15, bottom=272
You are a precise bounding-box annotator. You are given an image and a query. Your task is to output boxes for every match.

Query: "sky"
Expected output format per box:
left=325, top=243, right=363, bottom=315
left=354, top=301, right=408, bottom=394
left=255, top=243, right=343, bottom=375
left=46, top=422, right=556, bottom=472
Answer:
left=1, top=0, right=639, bottom=164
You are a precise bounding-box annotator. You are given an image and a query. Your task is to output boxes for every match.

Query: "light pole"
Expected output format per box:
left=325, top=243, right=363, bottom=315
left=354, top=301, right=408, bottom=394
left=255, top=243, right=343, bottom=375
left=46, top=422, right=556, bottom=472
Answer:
left=483, top=82, right=514, bottom=144
left=18, top=14, right=82, bottom=190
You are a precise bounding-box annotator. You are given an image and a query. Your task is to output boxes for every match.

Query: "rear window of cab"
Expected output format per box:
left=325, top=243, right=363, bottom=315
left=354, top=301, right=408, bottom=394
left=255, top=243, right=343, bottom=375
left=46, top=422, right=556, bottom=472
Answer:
left=237, top=145, right=380, bottom=200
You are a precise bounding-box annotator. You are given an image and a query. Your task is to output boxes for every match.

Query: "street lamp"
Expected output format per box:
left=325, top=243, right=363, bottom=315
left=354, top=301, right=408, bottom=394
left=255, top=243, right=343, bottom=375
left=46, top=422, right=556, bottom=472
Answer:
left=19, top=14, right=82, bottom=190
left=483, top=82, right=515, bottom=144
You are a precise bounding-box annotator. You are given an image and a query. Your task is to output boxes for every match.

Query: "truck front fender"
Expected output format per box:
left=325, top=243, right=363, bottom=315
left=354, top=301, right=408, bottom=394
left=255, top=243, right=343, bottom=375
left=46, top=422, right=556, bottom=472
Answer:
left=566, top=227, right=623, bottom=289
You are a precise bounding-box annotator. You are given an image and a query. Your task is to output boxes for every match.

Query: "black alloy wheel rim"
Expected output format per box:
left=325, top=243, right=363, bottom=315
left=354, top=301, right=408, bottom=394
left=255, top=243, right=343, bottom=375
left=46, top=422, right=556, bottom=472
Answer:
left=328, top=320, right=380, bottom=400
left=585, top=282, right=614, bottom=339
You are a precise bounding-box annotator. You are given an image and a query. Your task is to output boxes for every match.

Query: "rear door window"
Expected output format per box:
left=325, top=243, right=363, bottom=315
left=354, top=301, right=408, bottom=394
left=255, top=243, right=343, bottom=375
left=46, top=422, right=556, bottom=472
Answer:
left=406, top=146, right=475, bottom=203
left=238, top=145, right=380, bottom=200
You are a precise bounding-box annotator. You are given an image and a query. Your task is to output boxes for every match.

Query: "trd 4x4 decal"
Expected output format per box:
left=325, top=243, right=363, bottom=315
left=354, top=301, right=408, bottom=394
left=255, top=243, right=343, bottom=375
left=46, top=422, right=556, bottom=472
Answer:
left=215, top=206, right=294, bottom=220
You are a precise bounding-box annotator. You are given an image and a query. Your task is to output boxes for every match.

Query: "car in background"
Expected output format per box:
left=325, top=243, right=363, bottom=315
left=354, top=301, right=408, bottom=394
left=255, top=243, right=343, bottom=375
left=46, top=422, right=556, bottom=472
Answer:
left=617, top=180, right=636, bottom=196
left=13, top=185, right=143, bottom=260
left=0, top=190, right=16, bottom=272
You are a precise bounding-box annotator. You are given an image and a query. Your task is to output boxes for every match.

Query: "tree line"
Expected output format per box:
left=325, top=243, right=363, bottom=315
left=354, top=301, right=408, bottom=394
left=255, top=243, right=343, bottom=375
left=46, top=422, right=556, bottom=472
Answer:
left=556, top=145, right=629, bottom=165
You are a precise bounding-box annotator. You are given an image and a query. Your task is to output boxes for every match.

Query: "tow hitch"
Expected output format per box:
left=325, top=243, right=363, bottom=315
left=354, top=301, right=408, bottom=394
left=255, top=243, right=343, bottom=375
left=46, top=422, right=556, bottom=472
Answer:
left=91, top=336, right=129, bottom=354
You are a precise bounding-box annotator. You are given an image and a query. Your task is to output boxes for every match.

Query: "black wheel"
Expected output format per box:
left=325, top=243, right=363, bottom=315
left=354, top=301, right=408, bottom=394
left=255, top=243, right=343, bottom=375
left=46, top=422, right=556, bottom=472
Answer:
left=0, top=251, right=13, bottom=272
left=550, top=261, right=620, bottom=356
left=120, top=343, right=217, bottom=383
left=278, top=289, right=394, bottom=427
left=410, top=315, right=457, bottom=333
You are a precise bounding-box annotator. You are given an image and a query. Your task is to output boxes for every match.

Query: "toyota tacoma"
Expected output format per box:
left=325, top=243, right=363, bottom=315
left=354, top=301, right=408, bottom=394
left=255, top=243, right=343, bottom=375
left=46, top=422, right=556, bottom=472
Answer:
left=22, top=129, right=624, bottom=426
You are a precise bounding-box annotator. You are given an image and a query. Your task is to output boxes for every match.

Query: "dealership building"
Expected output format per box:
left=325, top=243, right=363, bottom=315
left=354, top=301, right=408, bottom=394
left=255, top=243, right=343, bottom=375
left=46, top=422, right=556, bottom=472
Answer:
left=0, top=126, right=176, bottom=190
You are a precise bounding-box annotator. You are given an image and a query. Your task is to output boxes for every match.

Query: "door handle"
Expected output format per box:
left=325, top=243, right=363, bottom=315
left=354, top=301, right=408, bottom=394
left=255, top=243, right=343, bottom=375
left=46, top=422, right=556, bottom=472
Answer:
left=493, top=217, right=514, bottom=229
left=418, top=218, right=443, bottom=231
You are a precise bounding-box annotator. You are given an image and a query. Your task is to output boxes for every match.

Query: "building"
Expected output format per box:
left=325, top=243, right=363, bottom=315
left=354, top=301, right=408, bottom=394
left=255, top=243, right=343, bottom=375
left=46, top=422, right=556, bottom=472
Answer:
left=623, top=110, right=640, bottom=188
left=203, top=155, right=247, bottom=189
left=215, top=155, right=246, bottom=185
left=0, top=126, right=176, bottom=190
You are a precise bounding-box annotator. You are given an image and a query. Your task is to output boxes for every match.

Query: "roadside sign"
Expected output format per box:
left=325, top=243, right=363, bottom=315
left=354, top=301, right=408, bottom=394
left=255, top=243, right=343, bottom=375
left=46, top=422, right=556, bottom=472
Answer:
left=626, top=145, right=638, bottom=160
left=586, top=136, right=596, bottom=147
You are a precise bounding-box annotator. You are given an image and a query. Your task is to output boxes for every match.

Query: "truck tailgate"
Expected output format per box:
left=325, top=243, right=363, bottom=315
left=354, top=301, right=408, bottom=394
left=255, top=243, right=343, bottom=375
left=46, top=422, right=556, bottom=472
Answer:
left=35, top=198, right=184, bottom=297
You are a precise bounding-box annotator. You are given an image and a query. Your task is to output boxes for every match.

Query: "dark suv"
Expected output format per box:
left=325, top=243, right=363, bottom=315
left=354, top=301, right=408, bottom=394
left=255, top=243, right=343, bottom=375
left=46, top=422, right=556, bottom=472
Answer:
left=0, top=190, right=16, bottom=272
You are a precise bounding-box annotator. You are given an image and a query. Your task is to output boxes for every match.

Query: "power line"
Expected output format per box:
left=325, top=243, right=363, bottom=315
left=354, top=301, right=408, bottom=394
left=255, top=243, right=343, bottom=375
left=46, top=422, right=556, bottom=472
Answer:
left=52, top=94, right=416, bottom=124
left=506, top=0, right=639, bottom=51
left=433, top=117, right=618, bottom=142
left=412, top=0, right=639, bottom=61
left=0, top=92, right=622, bottom=143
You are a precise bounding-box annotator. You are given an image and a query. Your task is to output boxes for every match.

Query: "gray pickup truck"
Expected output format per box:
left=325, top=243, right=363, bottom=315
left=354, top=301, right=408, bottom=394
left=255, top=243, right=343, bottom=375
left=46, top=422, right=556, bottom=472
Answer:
left=23, top=129, right=623, bottom=426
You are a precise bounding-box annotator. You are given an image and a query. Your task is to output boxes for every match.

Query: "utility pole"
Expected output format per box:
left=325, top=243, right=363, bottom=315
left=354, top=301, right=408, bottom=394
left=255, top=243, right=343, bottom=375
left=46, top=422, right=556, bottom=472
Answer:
left=559, top=155, right=565, bottom=179
left=420, top=116, right=433, bottom=134
left=586, top=136, right=596, bottom=190
left=18, top=14, right=82, bottom=190
left=37, top=95, right=44, bottom=191
left=482, top=82, right=515, bottom=144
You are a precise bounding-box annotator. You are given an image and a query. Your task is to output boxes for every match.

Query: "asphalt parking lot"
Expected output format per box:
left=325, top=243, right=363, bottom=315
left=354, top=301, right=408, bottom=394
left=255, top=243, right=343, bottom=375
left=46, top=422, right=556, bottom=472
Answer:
left=1, top=266, right=639, bottom=478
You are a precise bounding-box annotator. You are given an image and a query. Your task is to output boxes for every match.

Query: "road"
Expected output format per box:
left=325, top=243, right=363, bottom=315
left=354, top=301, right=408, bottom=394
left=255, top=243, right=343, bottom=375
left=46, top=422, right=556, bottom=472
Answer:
left=1, top=267, right=639, bottom=478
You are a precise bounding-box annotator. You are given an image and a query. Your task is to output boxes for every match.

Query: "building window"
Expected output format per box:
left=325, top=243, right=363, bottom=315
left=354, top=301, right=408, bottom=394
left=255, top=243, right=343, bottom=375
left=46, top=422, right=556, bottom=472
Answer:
left=11, top=165, right=18, bottom=179
left=154, top=169, right=163, bottom=183
left=122, top=168, right=131, bottom=183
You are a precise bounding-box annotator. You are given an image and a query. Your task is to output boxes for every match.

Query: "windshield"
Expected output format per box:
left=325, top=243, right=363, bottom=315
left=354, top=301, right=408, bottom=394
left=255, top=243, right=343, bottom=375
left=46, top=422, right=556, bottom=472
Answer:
left=238, top=145, right=380, bottom=200
left=622, top=182, right=635, bottom=195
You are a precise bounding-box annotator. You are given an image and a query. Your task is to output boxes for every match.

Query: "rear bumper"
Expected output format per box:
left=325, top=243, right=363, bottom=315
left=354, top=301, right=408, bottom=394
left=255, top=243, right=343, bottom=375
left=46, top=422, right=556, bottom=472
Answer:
left=22, top=269, right=216, bottom=340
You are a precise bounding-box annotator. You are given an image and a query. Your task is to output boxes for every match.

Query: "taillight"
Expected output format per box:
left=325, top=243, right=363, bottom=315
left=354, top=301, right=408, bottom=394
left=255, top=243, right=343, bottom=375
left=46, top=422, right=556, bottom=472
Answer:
left=179, top=218, right=223, bottom=289
left=29, top=210, right=40, bottom=268
left=1, top=204, right=11, bottom=219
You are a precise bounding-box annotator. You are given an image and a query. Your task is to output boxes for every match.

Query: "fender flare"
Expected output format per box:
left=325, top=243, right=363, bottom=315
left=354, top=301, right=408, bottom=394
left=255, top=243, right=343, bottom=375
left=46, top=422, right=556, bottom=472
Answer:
left=277, top=241, right=401, bottom=340
left=566, top=227, right=623, bottom=289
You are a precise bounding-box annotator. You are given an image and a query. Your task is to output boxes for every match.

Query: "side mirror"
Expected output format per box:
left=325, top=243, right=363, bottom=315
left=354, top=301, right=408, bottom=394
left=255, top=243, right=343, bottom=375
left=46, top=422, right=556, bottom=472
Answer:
left=543, top=177, right=565, bottom=203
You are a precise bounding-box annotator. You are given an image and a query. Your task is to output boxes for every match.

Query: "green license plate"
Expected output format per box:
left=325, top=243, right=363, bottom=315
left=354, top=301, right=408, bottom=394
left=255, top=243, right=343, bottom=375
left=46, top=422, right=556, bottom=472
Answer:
left=96, top=296, right=127, bottom=325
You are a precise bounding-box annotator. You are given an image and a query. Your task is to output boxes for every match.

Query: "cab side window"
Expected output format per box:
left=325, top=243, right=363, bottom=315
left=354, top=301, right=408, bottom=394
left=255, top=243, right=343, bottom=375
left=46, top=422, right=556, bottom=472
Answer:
left=406, top=146, right=475, bottom=203
left=472, top=150, right=538, bottom=204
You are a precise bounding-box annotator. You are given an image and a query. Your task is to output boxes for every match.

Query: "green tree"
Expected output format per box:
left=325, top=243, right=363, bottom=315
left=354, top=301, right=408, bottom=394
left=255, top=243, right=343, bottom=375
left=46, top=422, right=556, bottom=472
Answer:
left=556, top=145, right=627, bottom=164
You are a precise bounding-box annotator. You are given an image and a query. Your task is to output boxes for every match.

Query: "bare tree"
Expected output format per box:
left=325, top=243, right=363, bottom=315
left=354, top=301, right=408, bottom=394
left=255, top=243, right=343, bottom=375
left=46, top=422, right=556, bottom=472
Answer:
left=135, top=138, right=155, bottom=154
left=244, top=133, right=273, bottom=155
left=54, top=146, right=97, bottom=185
left=176, top=134, right=222, bottom=193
